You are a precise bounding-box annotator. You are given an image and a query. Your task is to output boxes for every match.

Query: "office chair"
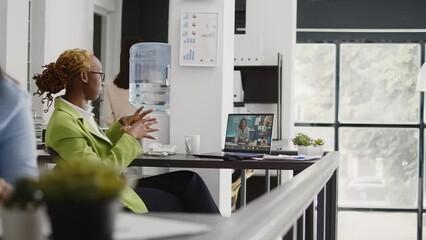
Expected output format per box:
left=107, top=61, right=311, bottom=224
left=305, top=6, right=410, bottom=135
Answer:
left=231, top=169, right=254, bottom=211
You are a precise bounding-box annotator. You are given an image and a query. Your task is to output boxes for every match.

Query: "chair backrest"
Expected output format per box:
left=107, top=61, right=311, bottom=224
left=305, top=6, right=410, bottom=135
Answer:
left=45, top=147, right=64, bottom=162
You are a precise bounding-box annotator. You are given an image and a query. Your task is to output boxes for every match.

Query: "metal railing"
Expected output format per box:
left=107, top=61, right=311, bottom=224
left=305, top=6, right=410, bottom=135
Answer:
left=191, top=151, right=339, bottom=240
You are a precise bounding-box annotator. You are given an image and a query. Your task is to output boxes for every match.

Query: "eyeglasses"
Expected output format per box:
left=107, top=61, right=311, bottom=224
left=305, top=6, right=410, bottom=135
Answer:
left=89, top=71, right=105, bottom=82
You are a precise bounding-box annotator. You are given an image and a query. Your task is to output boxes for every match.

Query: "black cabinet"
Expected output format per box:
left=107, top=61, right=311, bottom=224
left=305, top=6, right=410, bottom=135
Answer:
left=234, top=53, right=283, bottom=140
left=234, top=65, right=280, bottom=104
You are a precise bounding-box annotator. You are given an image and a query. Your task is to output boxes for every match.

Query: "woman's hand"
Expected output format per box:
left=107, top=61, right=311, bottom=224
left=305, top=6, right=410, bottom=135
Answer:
left=120, top=106, right=153, bottom=126
left=121, top=107, right=159, bottom=140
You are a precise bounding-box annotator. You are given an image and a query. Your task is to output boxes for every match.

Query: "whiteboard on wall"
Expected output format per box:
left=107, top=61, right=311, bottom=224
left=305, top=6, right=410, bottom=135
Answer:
left=179, top=11, right=219, bottom=67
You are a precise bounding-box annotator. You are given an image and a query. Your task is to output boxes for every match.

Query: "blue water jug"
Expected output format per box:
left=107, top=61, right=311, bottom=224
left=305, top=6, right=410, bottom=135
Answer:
left=129, top=43, right=171, bottom=111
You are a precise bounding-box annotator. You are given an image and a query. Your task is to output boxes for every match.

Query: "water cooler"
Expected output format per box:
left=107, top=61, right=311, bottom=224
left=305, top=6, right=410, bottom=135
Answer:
left=129, top=43, right=171, bottom=152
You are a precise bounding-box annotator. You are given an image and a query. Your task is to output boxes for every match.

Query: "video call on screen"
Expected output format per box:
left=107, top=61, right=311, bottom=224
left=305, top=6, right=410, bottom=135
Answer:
left=225, top=114, right=273, bottom=152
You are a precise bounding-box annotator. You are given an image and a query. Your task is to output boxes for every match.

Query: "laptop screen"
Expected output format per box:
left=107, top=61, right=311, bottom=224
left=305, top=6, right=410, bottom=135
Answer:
left=224, top=113, right=274, bottom=154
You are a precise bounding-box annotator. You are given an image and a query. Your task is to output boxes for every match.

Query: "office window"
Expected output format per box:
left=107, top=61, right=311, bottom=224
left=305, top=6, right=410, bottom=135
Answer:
left=339, top=127, right=418, bottom=208
left=294, top=44, right=335, bottom=123
left=339, top=44, right=420, bottom=124
left=424, top=44, right=426, bottom=124
left=422, top=43, right=426, bottom=212
left=423, top=214, right=426, bottom=240
left=295, top=41, right=424, bottom=239
left=423, top=129, right=426, bottom=207
left=339, top=212, right=416, bottom=240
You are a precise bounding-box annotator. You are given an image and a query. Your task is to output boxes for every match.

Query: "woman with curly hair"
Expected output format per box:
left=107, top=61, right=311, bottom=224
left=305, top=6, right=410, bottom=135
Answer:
left=34, top=49, right=219, bottom=214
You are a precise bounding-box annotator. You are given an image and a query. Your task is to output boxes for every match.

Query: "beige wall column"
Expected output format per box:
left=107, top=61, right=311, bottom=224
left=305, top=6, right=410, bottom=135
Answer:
left=0, top=0, right=30, bottom=87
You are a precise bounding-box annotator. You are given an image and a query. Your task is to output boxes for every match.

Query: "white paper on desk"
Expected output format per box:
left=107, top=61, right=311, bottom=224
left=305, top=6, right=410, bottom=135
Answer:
left=114, top=212, right=210, bottom=239
left=255, top=154, right=320, bottom=161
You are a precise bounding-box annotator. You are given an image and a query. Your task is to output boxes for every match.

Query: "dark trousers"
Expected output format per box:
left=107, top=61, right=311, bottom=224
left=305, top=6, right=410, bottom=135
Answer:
left=135, top=170, right=220, bottom=214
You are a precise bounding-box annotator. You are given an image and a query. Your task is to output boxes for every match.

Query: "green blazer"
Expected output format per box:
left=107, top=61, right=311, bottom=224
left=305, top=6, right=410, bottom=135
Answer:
left=45, top=97, right=148, bottom=213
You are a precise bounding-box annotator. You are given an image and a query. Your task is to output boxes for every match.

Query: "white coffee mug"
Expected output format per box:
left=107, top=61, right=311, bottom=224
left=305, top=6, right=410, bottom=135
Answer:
left=185, top=134, right=200, bottom=154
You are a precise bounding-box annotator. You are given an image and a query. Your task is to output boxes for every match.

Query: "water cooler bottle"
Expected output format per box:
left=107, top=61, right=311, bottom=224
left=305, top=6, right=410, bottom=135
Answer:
left=129, top=43, right=171, bottom=151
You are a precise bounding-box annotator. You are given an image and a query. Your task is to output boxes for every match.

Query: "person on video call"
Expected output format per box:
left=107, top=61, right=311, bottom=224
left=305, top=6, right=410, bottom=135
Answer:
left=102, top=36, right=143, bottom=127
left=33, top=48, right=220, bottom=214
left=235, top=118, right=249, bottom=144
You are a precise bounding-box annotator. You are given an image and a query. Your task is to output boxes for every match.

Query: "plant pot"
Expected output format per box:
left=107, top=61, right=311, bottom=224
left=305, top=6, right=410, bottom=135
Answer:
left=46, top=199, right=119, bottom=240
left=2, top=207, right=44, bottom=240
left=297, top=146, right=323, bottom=157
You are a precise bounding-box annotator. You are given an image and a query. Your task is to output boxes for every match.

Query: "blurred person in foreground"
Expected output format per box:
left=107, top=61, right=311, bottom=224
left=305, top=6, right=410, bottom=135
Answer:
left=33, top=49, right=219, bottom=214
left=0, top=66, right=39, bottom=184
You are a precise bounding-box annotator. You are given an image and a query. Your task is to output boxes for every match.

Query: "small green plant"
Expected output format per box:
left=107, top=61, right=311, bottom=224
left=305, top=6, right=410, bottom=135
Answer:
left=292, top=133, right=325, bottom=147
left=292, top=132, right=313, bottom=146
left=313, top=138, right=325, bottom=147
left=39, top=160, right=125, bottom=203
left=4, top=178, right=43, bottom=209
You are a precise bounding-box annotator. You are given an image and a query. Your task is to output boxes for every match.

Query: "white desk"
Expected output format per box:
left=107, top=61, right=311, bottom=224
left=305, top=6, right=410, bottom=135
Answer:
left=114, top=212, right=212, bottom=239
left=0, top=210, right=220, bottom=240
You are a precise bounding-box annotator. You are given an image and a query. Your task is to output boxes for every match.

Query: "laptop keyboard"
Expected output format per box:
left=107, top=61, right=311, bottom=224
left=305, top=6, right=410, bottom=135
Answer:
left=229, top=152, right=264, bottom=159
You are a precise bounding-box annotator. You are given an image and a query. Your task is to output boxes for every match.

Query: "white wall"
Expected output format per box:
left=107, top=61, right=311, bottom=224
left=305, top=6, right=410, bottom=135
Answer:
left=30, top=0, right=121, bottom=120
left=169, top=0, right=235, bottom=216
left=245, top=0, right=297, bottom=148
left=94, top=0, right=115, bottom=11
left=0, top=0, right=29, bottom=88
left=93, top=0, right=122, bottom=78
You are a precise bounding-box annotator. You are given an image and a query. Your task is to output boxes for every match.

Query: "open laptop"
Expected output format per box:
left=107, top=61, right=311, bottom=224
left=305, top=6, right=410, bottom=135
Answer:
left=194, top=113, right=274, bottom=159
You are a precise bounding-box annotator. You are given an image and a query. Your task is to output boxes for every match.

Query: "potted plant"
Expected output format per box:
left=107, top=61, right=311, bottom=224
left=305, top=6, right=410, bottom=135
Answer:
left=2, top=178, right=45, bottom=240
left=291, top=132, right=325, bottom=157
left=39, top=160, right=125, bottom=240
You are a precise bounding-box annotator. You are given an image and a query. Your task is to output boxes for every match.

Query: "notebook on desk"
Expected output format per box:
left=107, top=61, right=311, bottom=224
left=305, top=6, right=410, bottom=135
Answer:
left=194, top=113, right=274, bottom=159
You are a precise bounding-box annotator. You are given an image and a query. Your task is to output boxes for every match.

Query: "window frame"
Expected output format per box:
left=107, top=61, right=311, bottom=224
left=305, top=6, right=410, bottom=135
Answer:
left=295, top=37, right=426, bottom=238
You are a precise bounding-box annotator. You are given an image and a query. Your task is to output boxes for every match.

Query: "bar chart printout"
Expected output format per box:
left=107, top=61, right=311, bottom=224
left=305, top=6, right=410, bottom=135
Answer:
left=183, top=49, right=195, bottom=61
left=180, top=12, right=218, bottom=67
